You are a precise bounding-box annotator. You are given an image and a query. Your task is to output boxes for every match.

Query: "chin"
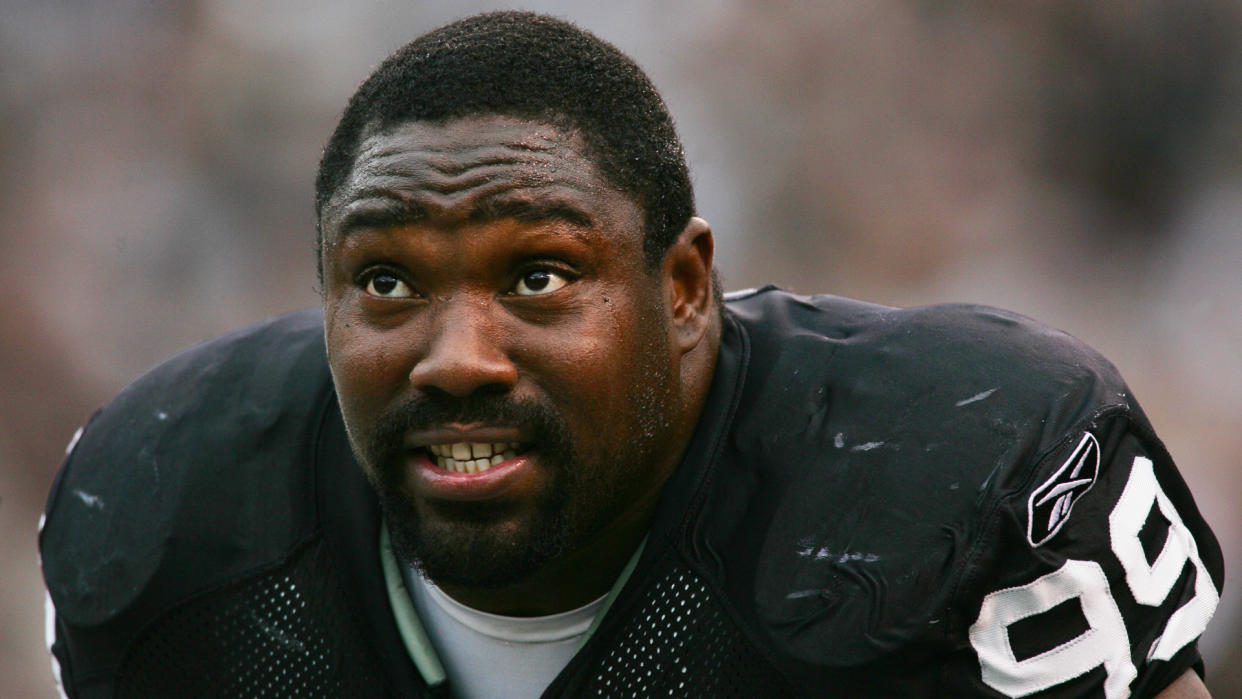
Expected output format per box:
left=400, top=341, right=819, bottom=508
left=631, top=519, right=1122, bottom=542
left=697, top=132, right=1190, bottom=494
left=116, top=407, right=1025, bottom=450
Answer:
left=382, top=491, right=571, bottom=589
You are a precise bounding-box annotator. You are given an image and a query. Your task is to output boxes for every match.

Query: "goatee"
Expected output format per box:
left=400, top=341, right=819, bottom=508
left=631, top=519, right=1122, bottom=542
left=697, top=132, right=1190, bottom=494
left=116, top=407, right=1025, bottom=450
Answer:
left=354, top=392, right=580, bottom=588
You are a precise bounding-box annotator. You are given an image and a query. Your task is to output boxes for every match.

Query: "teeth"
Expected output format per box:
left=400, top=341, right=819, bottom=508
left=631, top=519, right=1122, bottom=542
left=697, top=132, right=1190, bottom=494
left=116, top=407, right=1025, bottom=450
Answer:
left=429, top=442, right=522, bottom=474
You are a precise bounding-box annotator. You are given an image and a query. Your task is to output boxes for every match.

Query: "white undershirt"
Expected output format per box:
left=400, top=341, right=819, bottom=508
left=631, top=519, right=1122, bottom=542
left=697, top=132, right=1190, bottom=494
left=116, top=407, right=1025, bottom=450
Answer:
left=404, top=567, right=606, bottom=699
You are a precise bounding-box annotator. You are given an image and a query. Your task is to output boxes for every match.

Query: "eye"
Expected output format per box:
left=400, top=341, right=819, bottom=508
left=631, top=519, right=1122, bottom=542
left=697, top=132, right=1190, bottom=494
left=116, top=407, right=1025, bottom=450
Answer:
left=513, top=269, right=570, bottom=296
left=363, top=272, right=414, bottom=298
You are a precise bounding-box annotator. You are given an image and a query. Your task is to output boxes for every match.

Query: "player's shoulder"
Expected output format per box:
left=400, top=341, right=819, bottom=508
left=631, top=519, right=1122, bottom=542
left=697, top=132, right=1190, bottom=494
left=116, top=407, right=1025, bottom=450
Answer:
left=49, top=308, right=331, bottom=491
left=41, top=309, right=333, bottom=627
left=727, top=285, right=1126, bottom=402
left=719, top=289, right=1221, bottom=695
left=726, top=287, right=1131, bottom=472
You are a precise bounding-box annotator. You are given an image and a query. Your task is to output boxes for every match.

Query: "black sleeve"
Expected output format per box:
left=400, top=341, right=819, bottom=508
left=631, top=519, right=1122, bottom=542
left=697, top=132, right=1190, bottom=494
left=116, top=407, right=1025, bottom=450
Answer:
left=957, top=409, right=1223, bottom=698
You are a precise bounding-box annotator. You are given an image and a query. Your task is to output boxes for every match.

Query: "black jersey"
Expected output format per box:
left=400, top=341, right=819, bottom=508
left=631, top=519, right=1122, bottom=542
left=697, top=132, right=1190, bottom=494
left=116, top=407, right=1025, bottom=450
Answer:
left=41, top=288, right=1223, bottom=697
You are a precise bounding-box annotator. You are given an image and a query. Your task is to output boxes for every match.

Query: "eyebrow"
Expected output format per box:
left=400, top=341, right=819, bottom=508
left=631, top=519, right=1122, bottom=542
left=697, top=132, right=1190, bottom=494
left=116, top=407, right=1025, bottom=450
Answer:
left=336, top=195, right=595, bottom=239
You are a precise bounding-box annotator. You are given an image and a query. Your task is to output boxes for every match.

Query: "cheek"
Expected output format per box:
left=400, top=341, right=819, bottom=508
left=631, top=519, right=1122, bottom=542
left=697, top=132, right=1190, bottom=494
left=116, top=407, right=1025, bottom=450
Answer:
left=525, top=297, right=627, bottom=373
left=519, top=295, right=668, bottom=420
left=326, top=312, right=416, bottom=417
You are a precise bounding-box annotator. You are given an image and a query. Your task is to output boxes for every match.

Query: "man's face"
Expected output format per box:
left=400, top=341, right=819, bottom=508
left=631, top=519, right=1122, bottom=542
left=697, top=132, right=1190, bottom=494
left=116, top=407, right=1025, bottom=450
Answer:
left=320, top=115, right=683, bottom=589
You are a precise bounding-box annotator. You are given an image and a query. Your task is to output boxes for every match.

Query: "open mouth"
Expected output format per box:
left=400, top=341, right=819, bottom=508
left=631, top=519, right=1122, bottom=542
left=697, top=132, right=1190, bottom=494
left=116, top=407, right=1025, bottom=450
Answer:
left=422, top=441, right=527, bottom=474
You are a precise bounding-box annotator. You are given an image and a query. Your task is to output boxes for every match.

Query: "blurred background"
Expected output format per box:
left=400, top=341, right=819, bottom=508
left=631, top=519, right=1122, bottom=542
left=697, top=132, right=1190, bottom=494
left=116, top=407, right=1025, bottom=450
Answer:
left=2, top=1, right=1240, bottom=695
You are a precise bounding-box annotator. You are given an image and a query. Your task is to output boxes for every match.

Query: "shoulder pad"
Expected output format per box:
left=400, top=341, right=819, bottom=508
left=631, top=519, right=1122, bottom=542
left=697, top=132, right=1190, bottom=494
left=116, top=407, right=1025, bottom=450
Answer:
left=41, top=310, right=332, bottom=627
left=714, top=291, right=1136, bottom=664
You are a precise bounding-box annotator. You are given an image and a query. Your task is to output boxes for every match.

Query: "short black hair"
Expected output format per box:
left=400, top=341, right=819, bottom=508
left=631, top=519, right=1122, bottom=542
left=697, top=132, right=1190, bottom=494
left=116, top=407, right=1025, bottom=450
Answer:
left=315, top=11, right=694, bottom=272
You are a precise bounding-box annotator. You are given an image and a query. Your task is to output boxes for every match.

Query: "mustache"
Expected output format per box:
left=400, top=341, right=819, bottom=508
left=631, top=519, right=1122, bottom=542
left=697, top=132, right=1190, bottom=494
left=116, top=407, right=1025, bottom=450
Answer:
left=366, top=392, right=572, bottom=460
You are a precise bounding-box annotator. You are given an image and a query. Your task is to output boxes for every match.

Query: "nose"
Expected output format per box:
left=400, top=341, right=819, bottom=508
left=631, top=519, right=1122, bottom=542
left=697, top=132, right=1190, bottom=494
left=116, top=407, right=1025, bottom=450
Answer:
left=408, top=295, right=518, bottom=398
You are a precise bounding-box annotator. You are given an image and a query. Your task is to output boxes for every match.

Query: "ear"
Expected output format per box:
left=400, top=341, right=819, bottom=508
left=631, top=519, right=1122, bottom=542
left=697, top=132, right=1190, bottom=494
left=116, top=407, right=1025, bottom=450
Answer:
left=663, top=217, right=715, bottom=354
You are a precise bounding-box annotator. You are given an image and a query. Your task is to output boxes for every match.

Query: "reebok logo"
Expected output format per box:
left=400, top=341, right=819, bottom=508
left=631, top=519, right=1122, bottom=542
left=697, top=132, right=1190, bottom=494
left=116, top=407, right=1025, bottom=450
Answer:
left=1027, top=432, right=1100, bottom=547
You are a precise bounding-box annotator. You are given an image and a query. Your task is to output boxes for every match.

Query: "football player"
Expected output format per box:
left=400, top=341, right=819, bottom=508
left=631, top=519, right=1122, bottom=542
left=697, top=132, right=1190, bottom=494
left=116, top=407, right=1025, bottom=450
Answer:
left=41, top=11, right=1221, bottom=697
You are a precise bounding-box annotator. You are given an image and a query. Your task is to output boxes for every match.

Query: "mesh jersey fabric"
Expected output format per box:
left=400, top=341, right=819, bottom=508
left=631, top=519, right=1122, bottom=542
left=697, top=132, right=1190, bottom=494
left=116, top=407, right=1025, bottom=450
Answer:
left=40, top=288, right=1223, bottom=697
left=114, top=538, right=385, bottom=698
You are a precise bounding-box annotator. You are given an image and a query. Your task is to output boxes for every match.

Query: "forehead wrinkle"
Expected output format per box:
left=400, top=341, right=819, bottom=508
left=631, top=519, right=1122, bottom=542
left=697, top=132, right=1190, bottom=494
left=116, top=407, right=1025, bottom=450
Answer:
left=328, top=118, right=624, bottom=239
left=355, top=162, right=574, bottom=202
left=343, top=119, right=608, bottom=200
left=339, top=178, right=599, bottom=235
left=359, top=128, right=569, bottom=171
left=352, top=147, right=587, bottom=198
left=364, top=122, right=567, bottom=153
left=371, top=145, right=561, bottom=178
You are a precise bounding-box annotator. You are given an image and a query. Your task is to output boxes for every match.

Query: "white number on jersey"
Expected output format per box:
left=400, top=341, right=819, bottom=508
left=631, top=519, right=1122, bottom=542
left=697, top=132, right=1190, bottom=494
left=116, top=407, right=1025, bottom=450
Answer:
left=969, top=454, right=1218, bottom=697
left=969, top=559, right=1135, bottom=698
left=1109, top=457, right=1218, bottom=663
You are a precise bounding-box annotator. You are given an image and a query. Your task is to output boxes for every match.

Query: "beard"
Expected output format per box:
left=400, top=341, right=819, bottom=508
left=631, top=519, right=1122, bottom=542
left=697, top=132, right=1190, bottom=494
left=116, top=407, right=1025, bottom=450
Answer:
left=355, top=392, right=580, bottom=588
left=345, top=305, right=679, bottom=591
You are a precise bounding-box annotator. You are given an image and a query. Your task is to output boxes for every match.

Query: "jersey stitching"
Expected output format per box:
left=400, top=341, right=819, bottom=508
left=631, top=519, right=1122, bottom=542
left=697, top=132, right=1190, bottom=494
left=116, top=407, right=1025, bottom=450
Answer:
left=983, top=564, right=1131, bottom=687
left=1026, top=432, right=1102, bottom=547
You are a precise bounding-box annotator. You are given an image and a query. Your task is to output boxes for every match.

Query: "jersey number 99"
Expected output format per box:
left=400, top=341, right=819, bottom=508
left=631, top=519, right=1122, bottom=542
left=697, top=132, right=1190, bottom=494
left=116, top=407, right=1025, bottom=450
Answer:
left=969, top=457, right=1218, bottom=698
